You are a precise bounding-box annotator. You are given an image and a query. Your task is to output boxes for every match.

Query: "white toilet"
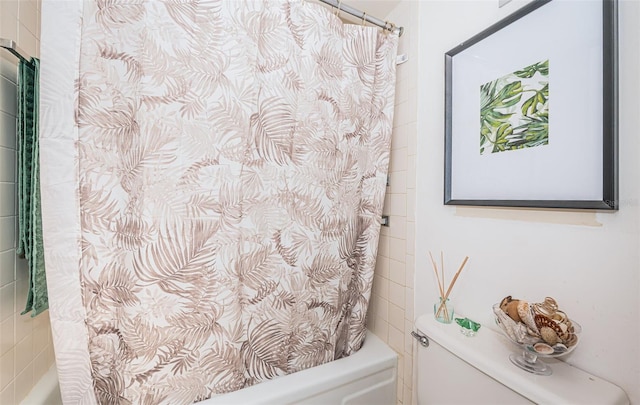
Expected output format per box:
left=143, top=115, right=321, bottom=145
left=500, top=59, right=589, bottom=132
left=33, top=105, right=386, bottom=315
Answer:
left=414, top=313, right=630, bottom=404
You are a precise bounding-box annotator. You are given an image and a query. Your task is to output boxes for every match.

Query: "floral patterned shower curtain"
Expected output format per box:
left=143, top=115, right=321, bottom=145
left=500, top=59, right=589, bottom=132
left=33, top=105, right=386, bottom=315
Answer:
left=39, top=0, right=397, bottom=403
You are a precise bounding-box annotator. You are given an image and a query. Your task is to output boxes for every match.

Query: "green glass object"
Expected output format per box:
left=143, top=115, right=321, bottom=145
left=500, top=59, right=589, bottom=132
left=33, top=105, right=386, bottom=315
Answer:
left=455, top=317, right=481, bottom=337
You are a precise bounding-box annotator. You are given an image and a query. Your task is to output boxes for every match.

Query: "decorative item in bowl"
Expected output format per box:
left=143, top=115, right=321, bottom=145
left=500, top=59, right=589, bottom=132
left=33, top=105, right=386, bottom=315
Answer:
left=493, top=296, right=581, bottom=376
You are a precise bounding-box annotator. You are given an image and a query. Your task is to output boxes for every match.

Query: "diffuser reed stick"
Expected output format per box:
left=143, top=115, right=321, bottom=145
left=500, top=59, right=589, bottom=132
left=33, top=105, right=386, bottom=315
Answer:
left=429, top=252, right=469, bottom=321
left=429, top=252, right=444, bottom=299
left=440, top=251, right=445, bottom=298
left=429, top=251, right=450, bottom=321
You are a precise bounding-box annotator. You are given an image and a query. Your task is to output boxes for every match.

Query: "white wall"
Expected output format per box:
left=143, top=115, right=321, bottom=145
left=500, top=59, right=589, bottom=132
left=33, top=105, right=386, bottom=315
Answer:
left=415, top=0, right=640, bottom=403
left=0, top=1, right=55, bottom=403
left=366, top=1, right=419, bottom=404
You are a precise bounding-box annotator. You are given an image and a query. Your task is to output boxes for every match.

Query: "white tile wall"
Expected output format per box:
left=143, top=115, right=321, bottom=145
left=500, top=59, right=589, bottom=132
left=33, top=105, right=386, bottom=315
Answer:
left=0, top=111, right=17, bottom=149
left=367, top=1, right=419, bottom=404
left=0, top=1, right=55, bottom=403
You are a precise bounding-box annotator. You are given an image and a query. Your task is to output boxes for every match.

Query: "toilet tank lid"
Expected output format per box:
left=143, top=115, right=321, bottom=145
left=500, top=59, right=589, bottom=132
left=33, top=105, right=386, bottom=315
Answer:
left=415, top=313, right=630, bottom=405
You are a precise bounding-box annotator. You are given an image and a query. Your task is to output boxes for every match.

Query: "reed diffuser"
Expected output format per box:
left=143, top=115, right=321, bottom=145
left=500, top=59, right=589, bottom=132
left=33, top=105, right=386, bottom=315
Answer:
left=429, top=252, right=469, bottom=323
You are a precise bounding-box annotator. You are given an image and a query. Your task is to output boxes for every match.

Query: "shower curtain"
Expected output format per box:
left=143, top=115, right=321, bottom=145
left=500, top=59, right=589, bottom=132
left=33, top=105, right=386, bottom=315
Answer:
left=39, top=0, right=397, bottom=403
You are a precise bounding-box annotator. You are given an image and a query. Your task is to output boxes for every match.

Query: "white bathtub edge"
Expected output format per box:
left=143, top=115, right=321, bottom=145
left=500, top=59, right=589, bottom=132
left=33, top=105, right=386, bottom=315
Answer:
left=20, top=364, right=62, bottom=405
left=21, top=332, right=397, bottom=405
left=200, top=331, right=398, bottom=404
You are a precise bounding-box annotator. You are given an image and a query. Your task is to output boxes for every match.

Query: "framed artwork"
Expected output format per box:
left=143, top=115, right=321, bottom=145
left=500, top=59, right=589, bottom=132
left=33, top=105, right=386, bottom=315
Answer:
left=444, top=0, right=618, bottom=210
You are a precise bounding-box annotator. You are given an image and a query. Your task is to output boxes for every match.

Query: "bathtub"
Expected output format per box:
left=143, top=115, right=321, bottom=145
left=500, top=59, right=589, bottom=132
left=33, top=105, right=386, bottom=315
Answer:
left=21, top=365, right=63, bottom=405
left=202, top=331, right=398, bottom=405
left=23, top=331, right=397, bottom=405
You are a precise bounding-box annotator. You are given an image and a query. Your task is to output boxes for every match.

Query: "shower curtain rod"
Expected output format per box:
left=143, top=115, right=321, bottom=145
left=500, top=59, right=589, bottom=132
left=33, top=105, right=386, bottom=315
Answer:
left=0, top=38, right=32, bottom=65
left=317, top=0, right=404, bottom=36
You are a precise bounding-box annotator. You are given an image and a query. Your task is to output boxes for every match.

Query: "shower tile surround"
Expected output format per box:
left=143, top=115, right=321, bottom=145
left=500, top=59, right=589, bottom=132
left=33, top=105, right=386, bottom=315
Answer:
left=0, top=0, right=55, bottom=404
left=0, top=0, right=410, bottom=403
left=366, top=2, right=418, bottom=404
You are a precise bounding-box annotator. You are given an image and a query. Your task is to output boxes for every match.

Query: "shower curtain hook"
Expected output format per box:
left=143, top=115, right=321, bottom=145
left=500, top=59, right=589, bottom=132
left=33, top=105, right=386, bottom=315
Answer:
left=361, top=12, right=367, bottom=26
left=335, top=0, right=342, bottom=16
left=385, top=21, right=394, bottom=32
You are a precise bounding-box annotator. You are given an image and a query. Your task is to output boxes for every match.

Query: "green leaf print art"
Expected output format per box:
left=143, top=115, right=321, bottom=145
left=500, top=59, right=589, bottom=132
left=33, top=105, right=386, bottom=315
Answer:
left=480, top=60, right=549, bottom=154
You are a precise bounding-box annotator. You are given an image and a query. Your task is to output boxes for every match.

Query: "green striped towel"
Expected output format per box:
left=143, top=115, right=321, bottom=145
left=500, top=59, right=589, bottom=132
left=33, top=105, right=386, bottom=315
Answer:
left=17, top=57, right=47, bottom=317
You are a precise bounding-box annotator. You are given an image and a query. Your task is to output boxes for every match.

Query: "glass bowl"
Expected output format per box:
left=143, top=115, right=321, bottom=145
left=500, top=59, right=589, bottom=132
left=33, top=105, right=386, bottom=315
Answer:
left=492, top=303, right=581, bottom=376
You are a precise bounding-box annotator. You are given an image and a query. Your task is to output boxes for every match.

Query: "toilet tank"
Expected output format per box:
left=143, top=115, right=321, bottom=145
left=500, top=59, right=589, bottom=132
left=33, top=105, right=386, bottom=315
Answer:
left=414, top=314, right=629, bottom=405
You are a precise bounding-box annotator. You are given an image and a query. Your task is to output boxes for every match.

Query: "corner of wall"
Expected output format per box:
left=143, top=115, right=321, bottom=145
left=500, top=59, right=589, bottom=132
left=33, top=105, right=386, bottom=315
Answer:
left=367, top=1, right=418, bottom=404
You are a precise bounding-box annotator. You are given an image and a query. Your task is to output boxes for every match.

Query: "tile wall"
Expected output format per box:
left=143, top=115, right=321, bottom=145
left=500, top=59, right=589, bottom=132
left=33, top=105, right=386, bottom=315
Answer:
left=0, top=1, right=55, bottom=403
left=366, top=2, right=418, bottom=404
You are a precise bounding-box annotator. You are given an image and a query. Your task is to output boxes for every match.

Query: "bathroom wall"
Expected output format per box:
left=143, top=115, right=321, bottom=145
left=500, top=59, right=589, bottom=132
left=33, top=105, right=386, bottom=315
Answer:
left=0, top=1, right=55, bottom=403
left=366, top=2, right=418, bottom=404
left=415, top=1, right=640, bottom=403
left=6, top=1, right=637, bottom=404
